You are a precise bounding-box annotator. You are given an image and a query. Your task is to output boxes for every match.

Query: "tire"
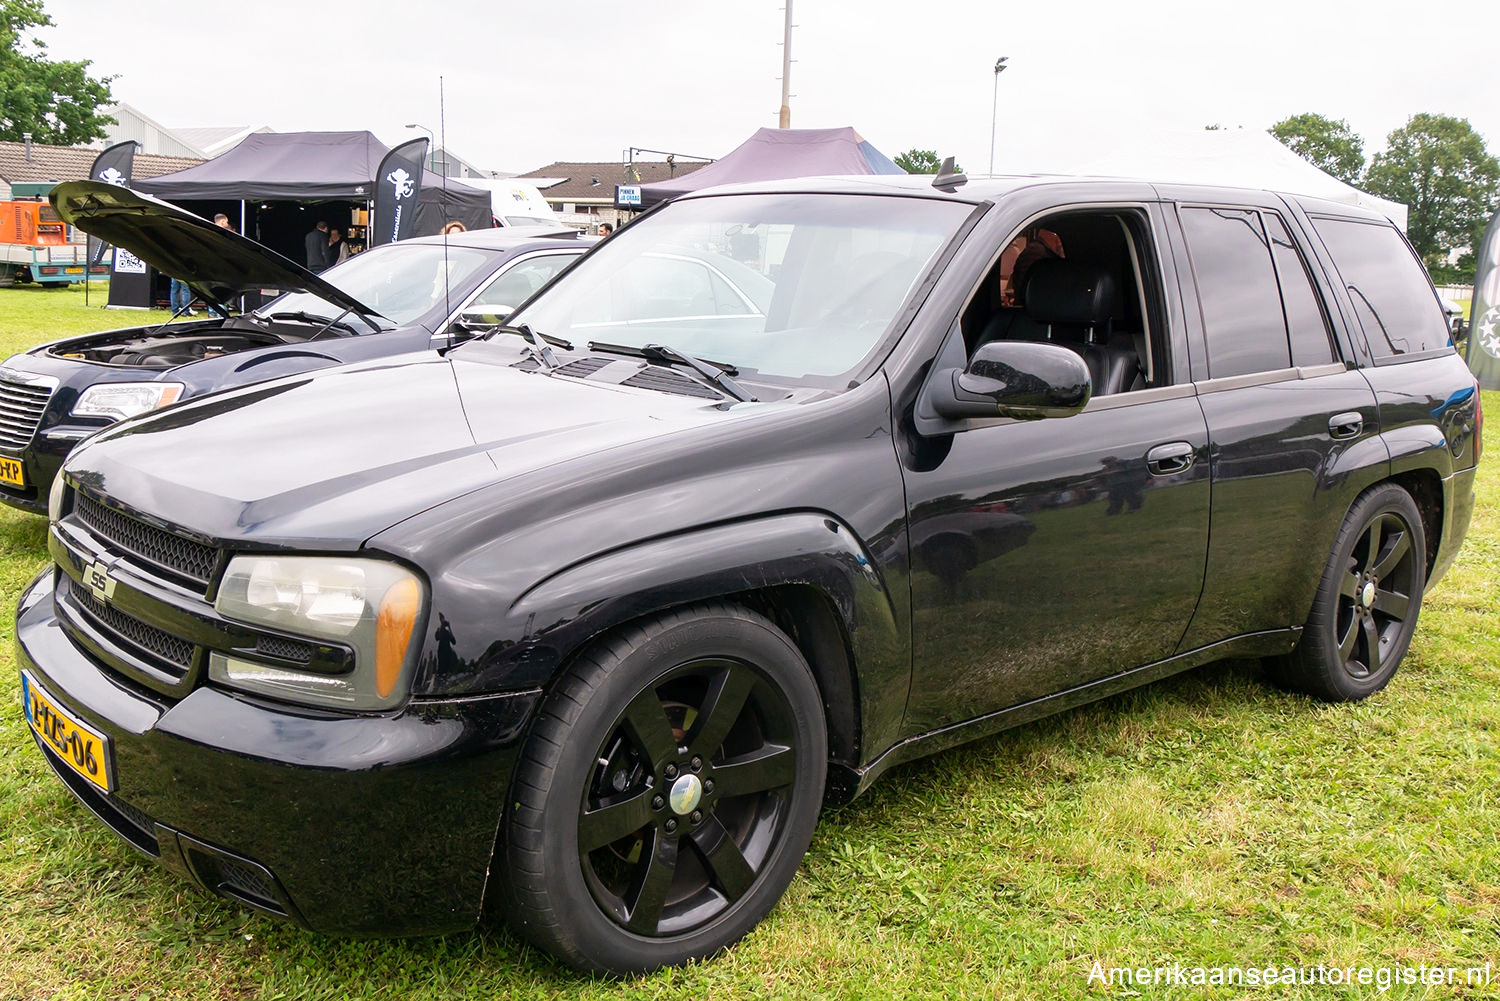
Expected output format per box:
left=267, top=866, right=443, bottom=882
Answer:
left=1273, top=483, right=1427, bottom=702
left=503, top=602, right=827, bottom=974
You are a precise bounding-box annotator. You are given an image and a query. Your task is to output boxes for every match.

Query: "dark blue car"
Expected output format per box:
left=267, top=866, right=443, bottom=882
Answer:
left=0, top=181, right=591, bottom=512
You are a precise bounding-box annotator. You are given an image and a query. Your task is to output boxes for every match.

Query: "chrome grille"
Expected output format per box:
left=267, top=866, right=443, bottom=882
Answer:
left=74, top=493, right=218, bottom=588
left=0, top=371, right=56, bottom=449
left=68, top=576, right=196, bottom=678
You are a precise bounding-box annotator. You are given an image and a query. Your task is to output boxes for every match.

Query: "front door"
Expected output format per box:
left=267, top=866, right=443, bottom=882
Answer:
left=898, top=202, right=1211, bottom=734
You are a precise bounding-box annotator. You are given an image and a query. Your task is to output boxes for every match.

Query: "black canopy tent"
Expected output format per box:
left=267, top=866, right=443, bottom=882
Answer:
left=136, top=131, right=491, bottom=254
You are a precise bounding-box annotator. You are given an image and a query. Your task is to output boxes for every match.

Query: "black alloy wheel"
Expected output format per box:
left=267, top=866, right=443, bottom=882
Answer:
left=1274, top=483, right=1427, bottom=702
left=1333, top=510, right=1420, bottom=682
left=504, top=603, right=827, bottom=974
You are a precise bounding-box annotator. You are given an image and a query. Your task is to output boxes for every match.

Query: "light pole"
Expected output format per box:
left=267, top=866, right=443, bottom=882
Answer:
left=405, top=123, right=436, bottom=173
left=989, top=56, right=1008, bottom=174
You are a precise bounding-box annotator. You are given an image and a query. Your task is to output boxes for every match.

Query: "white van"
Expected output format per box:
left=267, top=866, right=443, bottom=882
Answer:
left=461, top=179, right=563, bottom=228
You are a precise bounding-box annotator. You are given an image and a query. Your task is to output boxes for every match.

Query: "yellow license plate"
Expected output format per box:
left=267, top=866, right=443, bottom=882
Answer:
left=0, top=456, right=24, bottom=488
left=64, top=266, right=83, bottom=274
left=21, top=670, right=113, bottom=793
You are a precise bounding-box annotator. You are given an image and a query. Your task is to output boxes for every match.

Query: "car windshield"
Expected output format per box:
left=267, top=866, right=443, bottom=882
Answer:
left=262, top=244, right=496, bottom=329
left=511, top=193, right=972, bottom=384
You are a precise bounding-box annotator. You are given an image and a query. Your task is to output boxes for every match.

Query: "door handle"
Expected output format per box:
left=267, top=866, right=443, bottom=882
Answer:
left=1145, top=441, right=1195, bottom=476
left=1328, top=412, right=1363, bottom=440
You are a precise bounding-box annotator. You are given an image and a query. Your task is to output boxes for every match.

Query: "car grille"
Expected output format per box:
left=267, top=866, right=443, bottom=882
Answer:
left=67, top=575, right=196, bottom=679
left=73, top=492, right=218, bottom=589
left=0, top=371, right=55, bottom=449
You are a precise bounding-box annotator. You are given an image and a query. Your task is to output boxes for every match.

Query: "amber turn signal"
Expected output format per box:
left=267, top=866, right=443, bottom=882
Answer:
left=376, top=577, right=421, bottom=698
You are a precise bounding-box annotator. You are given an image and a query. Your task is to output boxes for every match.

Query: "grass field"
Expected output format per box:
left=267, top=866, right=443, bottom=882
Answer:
left=0, top=284, right=1497, bottom=999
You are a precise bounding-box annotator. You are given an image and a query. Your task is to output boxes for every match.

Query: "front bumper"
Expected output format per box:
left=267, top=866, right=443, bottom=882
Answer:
left=15, top=569, right=539, bottom=935
left=0, top=425, right=89, bottom=513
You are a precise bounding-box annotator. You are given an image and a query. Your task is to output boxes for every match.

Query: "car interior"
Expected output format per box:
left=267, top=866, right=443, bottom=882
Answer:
left=960, top=210, right=1164, bottom=395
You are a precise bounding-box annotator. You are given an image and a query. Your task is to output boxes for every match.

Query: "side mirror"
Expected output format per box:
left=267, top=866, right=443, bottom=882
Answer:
left=927, top=340, right=1091, bottom=420
left=449, top=305, right=513, bottom=344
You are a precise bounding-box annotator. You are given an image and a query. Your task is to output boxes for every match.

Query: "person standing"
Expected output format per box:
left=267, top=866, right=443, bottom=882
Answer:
left=304, top=220, right=332, bottom=272
left=210, top=213, right=235, bottom=318
left=329, top=227, right=351, bottom=265
left=168, top=276, right=193, bottom=315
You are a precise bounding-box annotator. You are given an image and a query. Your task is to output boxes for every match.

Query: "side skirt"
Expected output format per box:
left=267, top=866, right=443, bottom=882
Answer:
left=825, top=627, right=1298, bottom=804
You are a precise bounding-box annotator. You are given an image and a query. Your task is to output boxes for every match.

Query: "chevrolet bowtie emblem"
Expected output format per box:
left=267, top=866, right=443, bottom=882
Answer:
left=84, top=561, right=117, bottom=604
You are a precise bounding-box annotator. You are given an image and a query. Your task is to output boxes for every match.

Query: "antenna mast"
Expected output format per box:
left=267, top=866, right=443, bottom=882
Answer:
left=778, top=1, right=793, bottom=128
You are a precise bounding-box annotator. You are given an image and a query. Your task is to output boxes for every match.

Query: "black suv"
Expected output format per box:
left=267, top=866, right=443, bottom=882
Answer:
left=15, top=174, right=1480, bottom=973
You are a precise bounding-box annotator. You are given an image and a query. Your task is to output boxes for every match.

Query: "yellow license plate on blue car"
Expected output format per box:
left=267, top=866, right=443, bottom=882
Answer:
left=22, top=670, right=113, bottom=793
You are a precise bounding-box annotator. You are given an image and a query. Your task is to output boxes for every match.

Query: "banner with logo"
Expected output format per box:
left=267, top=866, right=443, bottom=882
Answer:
left=85, top=141, right=137, bottom=266
left=371, top=139, right=428, bottom=247
left=1467, top=209, right=1500, bottom=390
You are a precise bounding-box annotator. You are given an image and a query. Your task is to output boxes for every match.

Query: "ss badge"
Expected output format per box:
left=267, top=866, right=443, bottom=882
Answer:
left=84, top=561, right=117, bottom=603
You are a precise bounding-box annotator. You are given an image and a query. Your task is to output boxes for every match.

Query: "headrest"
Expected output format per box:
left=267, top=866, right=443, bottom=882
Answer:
left=1022, top=259, right=1115, bottom=327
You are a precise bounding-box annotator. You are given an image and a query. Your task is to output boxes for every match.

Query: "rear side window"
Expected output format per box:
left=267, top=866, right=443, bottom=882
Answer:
left=1264, top=214, right=1334, bottom=367
left=1312, top=216, right=1451, bottom=358
left=1180, top=207, right=1290, bottom=378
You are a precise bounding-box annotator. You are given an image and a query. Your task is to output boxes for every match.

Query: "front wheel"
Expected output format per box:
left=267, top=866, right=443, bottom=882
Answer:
left=1273, top=483, right=1427, bottom=702
left=503, top=603, right=827, bottom=974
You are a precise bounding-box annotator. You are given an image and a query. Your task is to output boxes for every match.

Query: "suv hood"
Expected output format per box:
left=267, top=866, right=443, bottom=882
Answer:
left=50, top=180, right=380, bottom=319
left=65, top=348, right=744, bottom=547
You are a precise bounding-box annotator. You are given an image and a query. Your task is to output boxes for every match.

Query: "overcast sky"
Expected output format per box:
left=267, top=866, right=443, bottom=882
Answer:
left=37, top=0, right=1500, bottom=178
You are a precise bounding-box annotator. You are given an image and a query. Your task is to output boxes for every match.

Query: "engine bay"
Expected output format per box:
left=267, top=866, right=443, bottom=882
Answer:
left=46, top=324, right=290, bottom=369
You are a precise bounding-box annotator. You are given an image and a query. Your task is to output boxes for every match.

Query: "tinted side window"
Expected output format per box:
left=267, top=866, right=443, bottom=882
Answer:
left=1180, top=207, right=1291, bottom=378
left=1312, top=216, right=1451, bottom=358
left=472, top=255, right=575, bottom=310
left=1264, top=213, right=1334, bottom=366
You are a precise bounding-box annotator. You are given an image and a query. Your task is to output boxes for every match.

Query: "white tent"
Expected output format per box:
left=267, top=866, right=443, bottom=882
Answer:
left=1071, top=129, right=1407, bottom=231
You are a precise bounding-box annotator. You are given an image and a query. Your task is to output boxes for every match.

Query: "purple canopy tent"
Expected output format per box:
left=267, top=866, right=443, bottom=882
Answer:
left=628, top=127, right=904, bottom=208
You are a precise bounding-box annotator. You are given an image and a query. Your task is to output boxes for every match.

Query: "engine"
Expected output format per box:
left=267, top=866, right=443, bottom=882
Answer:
left=50, top=330, right=284, bottom=369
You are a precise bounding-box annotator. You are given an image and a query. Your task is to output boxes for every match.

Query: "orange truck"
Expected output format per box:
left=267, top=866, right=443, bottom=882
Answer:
left=1, top=199, right=108, bottom=285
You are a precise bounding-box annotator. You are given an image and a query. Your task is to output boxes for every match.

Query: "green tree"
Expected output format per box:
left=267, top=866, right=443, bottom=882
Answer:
left=1365, top=114, right=1500, bottom=281
left=0, top=0, right=115, bottom=145
left=895, top=149, right=962, bottom=174
left=1269, top=113, right=1365, bottom=185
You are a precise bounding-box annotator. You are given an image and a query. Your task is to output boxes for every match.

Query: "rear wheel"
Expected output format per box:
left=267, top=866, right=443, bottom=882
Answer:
left=1274, top=483, right=1426, bottom=702
left=503, top=603, right=826, bottom=974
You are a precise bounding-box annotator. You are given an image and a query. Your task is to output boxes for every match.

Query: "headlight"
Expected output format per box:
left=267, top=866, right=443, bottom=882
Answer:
left=212, top=556, right=426, bottom=710
left=71, top=382, right=184, bottom=422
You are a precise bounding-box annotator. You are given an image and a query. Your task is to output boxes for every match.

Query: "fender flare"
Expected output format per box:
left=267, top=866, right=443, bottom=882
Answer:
left=484, top=511, right=910, bottom=766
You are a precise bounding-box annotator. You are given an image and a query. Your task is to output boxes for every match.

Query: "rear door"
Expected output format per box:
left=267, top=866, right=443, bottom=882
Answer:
left=1163, top=192, right=1387, bottom=651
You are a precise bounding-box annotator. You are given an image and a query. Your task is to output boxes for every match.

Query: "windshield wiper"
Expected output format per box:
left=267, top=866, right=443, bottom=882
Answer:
left=490, top=323, right=572, bottom=370
left=265, top=310, right=364, bottom=337
left=588, top=341, right=757, bottom=402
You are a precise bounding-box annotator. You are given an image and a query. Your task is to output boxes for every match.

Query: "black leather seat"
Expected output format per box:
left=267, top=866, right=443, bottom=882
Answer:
left=1013, top=259, right=1140, bottom=396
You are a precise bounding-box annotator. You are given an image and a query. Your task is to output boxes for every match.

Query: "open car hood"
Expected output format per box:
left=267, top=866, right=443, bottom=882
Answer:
left=49, top=181, right=382, bottom=320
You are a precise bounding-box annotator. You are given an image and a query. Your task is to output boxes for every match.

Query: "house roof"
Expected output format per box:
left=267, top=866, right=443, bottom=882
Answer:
left=515, top=161, right=706, bottom=201
left=0, top=141, right=202, bottom=185
left=174, top=125, right=274, bottom=158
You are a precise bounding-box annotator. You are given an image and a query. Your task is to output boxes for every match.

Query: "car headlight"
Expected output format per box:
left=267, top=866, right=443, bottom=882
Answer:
left=211, top=556, right=426, bottom=710
left=71, top=382, right=184, bottom=422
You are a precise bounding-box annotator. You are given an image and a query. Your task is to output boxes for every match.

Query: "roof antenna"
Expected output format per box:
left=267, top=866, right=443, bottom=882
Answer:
left=931, top=156, right=967, bottom=192
left=440, top=75, right=450, bottom=322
